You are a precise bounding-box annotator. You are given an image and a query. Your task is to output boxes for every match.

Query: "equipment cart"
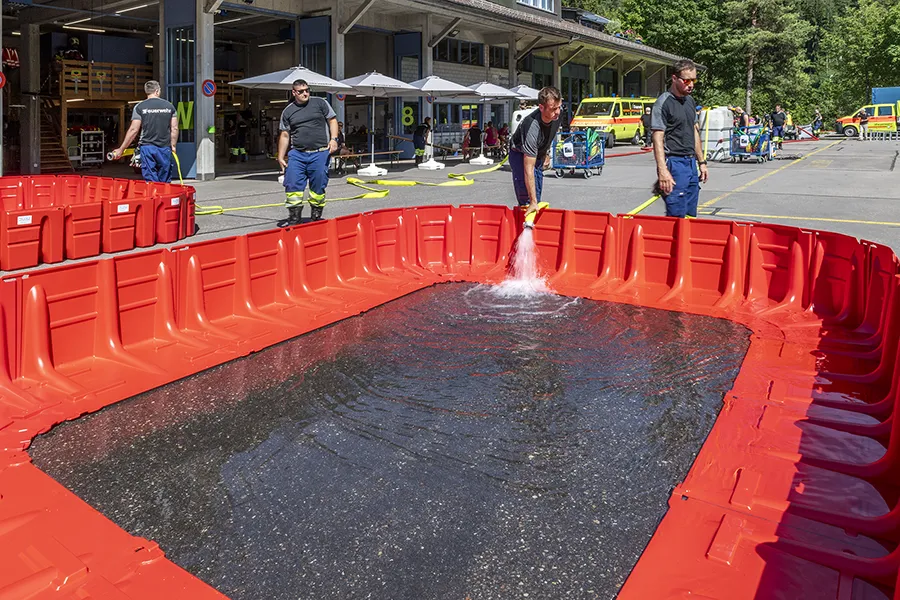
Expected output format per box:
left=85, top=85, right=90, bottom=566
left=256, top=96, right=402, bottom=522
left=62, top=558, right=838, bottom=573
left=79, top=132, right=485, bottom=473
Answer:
left=551, top=130, right=605, bottom=178
left=729, top=126, right=773, bottom=163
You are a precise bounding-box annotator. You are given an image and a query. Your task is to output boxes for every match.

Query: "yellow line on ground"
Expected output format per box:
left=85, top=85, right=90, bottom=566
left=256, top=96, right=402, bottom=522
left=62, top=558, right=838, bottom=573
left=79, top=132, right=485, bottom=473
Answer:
left=703, top=211, right=900, bottom=227
left=699, top=139, right=843, bottom=209
left=627, top=195, right=660, bottom=215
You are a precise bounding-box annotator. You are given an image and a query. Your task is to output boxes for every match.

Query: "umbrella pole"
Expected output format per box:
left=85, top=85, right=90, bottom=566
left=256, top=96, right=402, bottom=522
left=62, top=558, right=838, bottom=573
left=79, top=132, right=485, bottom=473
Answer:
left=370, top=94, right=376, bottom=167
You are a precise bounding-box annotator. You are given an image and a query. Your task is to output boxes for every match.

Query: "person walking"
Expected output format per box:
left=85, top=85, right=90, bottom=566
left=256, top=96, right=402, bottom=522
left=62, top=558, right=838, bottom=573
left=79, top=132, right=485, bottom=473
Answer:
left=641, top=105, right=653, bottom=147
left=509, top=86, right=562, bottom=215
left=229, top=112, right=250, bottom=163
left=110, top=80, right=178, bottom=183
left=413, top=117, right=431, bottom=164
left=276, top=79, right=339, bottom=227
left=650, top=59, right=708, bottom=219
left=771, top=104, right=787, bottom=149
left=856, top=107, right=870, bottom=141
left=813, top=108, right=823, bottom=138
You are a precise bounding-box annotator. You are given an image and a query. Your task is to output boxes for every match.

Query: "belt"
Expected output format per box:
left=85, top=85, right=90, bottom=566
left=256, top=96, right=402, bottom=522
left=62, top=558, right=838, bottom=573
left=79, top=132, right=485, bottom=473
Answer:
left=293, top=146, right=329, bottom=153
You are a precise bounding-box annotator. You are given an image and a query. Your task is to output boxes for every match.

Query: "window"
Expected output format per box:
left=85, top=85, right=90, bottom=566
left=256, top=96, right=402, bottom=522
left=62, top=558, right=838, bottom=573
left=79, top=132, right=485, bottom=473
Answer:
left=576, top=101, right=613, bottom=117
left=432, top=39, right=484, bottom=66
left=167, top=26, right=195, bottom=143
left=490, top=47, right=509, bottom=70
left=518, top=0, right=554, bottom=13
left=436, top=103, right=456, bottom=125
left=877, top=105, right=894, bottom=117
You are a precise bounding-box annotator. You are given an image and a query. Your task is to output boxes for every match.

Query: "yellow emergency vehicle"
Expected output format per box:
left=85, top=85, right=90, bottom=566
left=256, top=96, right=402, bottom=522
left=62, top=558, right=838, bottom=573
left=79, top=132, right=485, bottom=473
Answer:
left=569, top=97, right=655, bottom=148
left=836, top=102, right=900, bottom=137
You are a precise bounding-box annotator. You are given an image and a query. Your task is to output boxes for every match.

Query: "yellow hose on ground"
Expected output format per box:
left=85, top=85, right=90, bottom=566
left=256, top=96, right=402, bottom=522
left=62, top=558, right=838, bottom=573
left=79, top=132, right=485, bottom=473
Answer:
left=195, top=155, right=509, bottom=216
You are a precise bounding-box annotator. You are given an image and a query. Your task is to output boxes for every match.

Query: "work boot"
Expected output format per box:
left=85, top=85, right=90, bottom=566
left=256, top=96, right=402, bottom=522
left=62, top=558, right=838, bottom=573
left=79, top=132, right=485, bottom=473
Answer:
left=310, top=205, right=324, bottom=222
left=277, top=206, right=303, bottom=228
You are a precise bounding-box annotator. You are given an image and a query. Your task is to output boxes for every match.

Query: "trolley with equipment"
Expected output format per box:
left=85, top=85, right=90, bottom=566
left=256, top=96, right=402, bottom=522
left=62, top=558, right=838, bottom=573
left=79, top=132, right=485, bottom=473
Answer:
left=729, top=125, right=774, bottom=163
left=551, top=130, right=605, bottom=178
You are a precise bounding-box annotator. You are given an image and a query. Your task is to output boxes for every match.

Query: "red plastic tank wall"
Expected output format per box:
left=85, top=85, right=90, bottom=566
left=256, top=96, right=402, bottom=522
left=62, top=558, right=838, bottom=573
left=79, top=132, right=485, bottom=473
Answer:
left=1, top=205, right=899, bottom=599
left=0, top=175, right=196, bottom=270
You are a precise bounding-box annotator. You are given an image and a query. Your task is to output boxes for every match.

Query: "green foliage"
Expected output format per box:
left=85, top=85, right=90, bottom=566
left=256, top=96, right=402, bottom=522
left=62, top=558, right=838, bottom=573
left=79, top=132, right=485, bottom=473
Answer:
left=563, top=0, right=900, bottom=123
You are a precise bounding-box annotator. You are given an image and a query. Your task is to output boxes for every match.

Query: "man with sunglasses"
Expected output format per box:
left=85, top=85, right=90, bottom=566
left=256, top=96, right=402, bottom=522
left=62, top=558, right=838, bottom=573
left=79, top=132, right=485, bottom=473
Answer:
left=650, top=59, right=708, bottom=218
left=276, top=79, right=339, bottom=226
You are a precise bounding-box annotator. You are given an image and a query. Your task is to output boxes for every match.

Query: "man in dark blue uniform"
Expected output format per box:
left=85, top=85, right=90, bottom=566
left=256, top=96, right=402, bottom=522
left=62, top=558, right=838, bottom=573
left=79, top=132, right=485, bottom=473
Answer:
left=111, top=80, right=178, bottom=182
left=276, top=79, right=339, bottom=226
left=651, top=60, right=709, bottom=218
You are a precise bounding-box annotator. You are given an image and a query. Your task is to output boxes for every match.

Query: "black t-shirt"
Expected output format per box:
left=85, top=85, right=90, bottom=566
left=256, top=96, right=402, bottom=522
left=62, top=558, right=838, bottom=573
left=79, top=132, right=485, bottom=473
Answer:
left=857, top=110, right=869, bottom=123
left=132, top=97, right=177, bottom=147
left=650, top=92, right=697, bottom=157
left=771, top=111, right=787, bottom=127
left=640, top=112, right=653, bottom=129
left=414, top=124, right=429, bottom=138
left=511, top=108, right=560, bottom=163
left=279, top=97, right=337, bottom=151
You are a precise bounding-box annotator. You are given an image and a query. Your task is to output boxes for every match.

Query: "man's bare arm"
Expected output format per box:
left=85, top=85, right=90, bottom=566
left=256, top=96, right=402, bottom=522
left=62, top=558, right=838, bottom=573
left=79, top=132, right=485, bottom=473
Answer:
left=277, top=131, right=290, bottom=171
left=522, top=154, right=539, bottom=211
left=170, top=116, right=179, bottom=151
left=113, top=121, right=142, bottom=157
left=652, top=131, right=674, bottom=195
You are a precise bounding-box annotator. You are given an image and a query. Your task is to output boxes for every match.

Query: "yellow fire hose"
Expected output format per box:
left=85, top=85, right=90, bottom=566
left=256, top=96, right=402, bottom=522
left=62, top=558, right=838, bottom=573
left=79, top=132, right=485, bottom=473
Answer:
left=194, top=155, right=508, bottom=217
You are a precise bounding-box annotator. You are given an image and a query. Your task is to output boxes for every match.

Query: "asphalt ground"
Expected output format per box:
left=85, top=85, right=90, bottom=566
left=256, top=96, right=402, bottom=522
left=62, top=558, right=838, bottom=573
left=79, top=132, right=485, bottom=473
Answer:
left=185, top=136, right=900, bottom=251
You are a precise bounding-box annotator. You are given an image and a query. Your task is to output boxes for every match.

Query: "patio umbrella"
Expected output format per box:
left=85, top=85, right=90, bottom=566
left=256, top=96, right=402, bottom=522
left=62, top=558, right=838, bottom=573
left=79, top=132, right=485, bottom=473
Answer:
left=509, top=84, right=540, bottom=101
left=340, top=71, right=418, bottom=177
left=466, top=82, right=523, bottom=166
left=407, top=76, right=474, bottom=170
left=229, top=64, right=351, bottom=93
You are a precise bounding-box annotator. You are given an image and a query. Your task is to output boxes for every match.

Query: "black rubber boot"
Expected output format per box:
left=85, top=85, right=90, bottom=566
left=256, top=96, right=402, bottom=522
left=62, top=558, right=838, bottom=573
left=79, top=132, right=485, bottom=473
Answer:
left=277, top=206, right=303, bottom=228
left=310, top=205, right=324, bottom=222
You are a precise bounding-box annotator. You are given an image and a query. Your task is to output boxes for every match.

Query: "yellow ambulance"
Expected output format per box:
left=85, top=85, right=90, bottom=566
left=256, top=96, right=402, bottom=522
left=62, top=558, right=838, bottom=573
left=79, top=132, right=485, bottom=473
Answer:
left=569, top=97, right=656, bottom=147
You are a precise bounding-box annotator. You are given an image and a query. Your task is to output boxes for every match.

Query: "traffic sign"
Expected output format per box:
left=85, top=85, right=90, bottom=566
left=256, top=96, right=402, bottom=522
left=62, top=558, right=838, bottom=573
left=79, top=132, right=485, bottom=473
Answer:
left=201, top=79, right=217, bottom=97
left=0, top=72, right=5, bottom=90
left=336, top=93, right=346, bottom=102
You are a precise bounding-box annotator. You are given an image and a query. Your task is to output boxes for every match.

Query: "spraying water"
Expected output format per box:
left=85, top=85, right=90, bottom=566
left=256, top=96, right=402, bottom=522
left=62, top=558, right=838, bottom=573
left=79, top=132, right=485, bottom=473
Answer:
left=492, top=226, right=551, bottom=297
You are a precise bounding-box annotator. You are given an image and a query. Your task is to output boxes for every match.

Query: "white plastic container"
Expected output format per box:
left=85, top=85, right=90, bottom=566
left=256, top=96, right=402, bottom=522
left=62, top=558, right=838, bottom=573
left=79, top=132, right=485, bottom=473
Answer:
left=699, top=107, right=735, bottom=161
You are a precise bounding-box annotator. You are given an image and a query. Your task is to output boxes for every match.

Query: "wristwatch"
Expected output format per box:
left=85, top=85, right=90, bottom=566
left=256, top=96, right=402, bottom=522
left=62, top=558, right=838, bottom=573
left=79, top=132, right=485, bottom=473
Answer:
left=698, top=160, right=708, bottom=166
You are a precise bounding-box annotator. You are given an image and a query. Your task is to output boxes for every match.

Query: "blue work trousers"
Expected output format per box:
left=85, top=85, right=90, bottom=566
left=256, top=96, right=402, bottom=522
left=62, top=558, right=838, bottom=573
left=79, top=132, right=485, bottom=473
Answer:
left=662, top=156, right=699, bottom=218
left=283, top=149, right=330, bottom=207
left=509, top=150, right=544, bottom=206
left=140, top=145, right=173, bottom=183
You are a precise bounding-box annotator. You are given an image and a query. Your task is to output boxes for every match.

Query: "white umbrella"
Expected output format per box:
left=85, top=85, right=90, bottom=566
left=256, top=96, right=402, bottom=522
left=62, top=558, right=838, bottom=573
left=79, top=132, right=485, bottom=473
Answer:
left=340, top=72, right=418, bottom=177
left=509, top=84, right=540, bottom=101
left=229, top=64, right=351, bottom=93
left=466, top=82, right=523, bottom=166
left=407, top=76, right=474, bottom=170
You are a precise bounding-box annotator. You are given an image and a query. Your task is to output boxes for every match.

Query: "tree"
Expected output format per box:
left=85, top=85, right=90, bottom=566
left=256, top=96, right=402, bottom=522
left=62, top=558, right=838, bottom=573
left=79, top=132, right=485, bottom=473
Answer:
left=721, top=0, right=814, bottom=114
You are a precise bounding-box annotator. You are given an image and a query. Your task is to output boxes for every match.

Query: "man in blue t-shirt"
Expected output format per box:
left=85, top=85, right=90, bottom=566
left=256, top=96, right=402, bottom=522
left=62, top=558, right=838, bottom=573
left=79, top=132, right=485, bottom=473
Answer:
left=650, top=59, right=709, bottom=218
left=111, top=80, right=178, bottom=183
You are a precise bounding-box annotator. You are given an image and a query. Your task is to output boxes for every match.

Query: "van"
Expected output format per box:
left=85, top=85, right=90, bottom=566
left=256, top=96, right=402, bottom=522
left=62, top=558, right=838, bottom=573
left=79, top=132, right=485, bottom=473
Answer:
left=570, top=97, right=655, bottom=147
left=836, top=102, right=900, bottom=137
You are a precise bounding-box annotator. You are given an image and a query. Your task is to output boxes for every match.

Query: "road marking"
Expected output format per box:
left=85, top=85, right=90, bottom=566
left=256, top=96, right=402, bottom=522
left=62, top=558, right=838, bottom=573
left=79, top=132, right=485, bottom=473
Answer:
left=701, top=211, right=900, bottom=228
left=808, top=159, right=832, bottom=168
left=627, top=195, right=660, bottom=215
left=699, top=139, right=843, bottom=209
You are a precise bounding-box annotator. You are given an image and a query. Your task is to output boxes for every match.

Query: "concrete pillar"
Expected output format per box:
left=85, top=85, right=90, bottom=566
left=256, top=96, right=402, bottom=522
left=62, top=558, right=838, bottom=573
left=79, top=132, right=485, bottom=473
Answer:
left=156, top=2, right=165, bottom=84
left=616, top=56, right=624, bottom=97
left=21, top=24, right=41, bottom=175
left=589, top=52, right=597, bottom=98
left=552, top=47, right=560, bottom=88
left=295, top=17, right=301, bottom=65
left=640, top=66, right=647, bottom=96
left=331, top=0, right=345, bottom=123
left=421, top=14, right=433, bottom=122
left=194, top=4, right=215, bottom=180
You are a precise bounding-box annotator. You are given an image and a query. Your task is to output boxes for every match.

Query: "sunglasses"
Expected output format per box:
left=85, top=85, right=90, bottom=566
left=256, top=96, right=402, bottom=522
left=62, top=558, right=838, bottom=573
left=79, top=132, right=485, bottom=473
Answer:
left=676, top=76, right=697, bottom=85
left=293, top=88, right=311, bottom=94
